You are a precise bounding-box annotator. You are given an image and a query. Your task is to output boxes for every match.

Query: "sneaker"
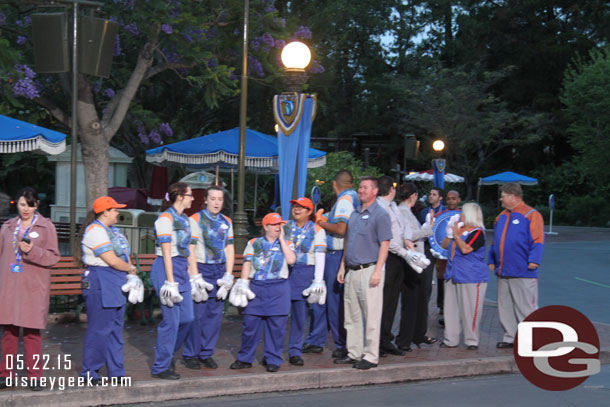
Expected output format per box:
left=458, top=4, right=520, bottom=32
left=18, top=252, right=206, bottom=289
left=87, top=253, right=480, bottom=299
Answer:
left=496, top=342, right=514, bottom=349
left=200, top=357, right=218, bottom=369
left=289, top=356, right=304, bottom=366
left=302, top=343, right=324, bottom=353
left=151, top=369, right=180, bottom=380
left=331, top=348, right=348, bottom=358
left=230, top=360, right=252, bottom=369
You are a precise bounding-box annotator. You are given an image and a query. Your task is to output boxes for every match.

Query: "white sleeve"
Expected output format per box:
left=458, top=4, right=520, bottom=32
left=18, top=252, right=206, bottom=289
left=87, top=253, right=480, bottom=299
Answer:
left=314, top=251, right=325, bottom=281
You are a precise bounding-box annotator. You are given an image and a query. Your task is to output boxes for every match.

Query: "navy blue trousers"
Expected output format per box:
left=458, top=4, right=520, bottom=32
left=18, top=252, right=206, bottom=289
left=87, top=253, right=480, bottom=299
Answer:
left=151, top=257, right=194, bottom=374
left=305, top=251, right=346, bottom=349
left=183, top=263, right=225, bottom=360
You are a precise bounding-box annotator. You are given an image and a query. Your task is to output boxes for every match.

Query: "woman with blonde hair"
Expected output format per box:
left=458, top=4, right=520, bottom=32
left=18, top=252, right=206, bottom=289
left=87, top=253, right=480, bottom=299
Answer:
left=440, top=202, right=488, bottom=350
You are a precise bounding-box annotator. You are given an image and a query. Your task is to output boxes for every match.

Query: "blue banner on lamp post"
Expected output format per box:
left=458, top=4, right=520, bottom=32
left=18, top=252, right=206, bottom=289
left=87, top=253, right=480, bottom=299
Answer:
left=432, top=159, right=446, bottom=190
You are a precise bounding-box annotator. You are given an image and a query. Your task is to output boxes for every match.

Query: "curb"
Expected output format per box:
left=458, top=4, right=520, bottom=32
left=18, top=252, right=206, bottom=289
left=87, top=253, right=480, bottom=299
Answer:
left=2, top=349, right=608, bottom=407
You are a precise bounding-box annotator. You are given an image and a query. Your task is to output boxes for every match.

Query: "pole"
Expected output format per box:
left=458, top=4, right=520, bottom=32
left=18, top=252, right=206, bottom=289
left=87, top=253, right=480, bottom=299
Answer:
left=233, top=0, right=249, bottom=253
left=69, top=1, right=79, bottom=254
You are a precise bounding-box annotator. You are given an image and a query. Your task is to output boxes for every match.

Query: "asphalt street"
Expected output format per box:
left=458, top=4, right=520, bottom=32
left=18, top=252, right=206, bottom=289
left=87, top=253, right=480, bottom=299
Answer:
left=485, top=239, right=610, bottom=324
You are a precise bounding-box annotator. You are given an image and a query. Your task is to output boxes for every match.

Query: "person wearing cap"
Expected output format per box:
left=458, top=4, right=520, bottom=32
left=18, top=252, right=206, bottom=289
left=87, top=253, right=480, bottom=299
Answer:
left=182, top=186, right=235, bottom=370
left=282, top=197, right=327, bottom=366
left=229, top=213, right=296, bottom=373
left=0, top=187, right=59, bottom=391
left=76, top=196, right=143, bottom=384
left=151, top=182, right=197, bottom=380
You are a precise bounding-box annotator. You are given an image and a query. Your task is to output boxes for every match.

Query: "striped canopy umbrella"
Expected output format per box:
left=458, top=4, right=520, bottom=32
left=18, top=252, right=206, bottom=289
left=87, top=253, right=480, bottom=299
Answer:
left=404, top=169, right=464, bottom=183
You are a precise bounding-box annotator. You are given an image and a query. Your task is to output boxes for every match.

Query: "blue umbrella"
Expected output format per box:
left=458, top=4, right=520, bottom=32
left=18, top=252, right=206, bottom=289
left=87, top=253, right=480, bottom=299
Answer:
left=477, top=171, right=538, bottom=203
left=0, top=115, right=67, bottom=155
left=479, top=171, right=538, bottom=186
left=145, top=127, right=326, bottom=173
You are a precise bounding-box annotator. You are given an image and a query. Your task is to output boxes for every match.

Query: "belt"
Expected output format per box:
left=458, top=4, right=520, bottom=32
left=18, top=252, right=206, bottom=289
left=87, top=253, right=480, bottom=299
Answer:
left=346, top=262, right=376, bottom=271
left=327, top=250, right=343, bottom=255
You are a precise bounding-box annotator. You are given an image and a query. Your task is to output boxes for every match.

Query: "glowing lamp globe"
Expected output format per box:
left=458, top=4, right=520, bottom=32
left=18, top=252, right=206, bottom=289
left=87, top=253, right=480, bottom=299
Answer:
left=281, top=41, right=312, bottom=70
left=432, top=140, right=445, bottom=152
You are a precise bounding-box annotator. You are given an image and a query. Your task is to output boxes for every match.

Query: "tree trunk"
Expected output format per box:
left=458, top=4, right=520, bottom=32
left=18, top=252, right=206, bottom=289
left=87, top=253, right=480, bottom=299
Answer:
left=77, top=77, right=108, bottom=207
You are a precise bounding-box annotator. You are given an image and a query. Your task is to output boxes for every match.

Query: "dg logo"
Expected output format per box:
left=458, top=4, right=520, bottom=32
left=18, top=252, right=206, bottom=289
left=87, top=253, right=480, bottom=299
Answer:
left=515, top=305, right=600, bottom=391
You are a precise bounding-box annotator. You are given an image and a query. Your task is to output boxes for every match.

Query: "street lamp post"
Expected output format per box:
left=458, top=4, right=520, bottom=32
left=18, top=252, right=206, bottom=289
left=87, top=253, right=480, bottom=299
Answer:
left=432, top=139, right=446, bottom=189
left=233, top=0, right=250, bottom=253
left=274, top=41, right=316, bottom=220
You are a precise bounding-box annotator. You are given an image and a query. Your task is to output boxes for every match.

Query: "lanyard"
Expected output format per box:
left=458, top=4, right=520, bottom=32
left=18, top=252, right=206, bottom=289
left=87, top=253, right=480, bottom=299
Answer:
left=13, top=214, right=38, bottom=264
left=288, top=221, right=313, bottom=250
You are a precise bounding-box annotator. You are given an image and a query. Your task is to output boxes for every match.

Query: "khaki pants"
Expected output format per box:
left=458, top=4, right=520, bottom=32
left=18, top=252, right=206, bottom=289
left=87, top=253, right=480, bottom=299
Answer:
left=443, top=280, right=487, bottom=347
left=497, top=277, right=538, bottom=343
left=344, top=264, right=384, bottom=364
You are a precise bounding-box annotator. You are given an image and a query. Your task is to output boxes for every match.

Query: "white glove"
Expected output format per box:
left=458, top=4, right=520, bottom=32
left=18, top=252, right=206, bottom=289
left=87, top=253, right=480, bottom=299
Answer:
left=229, top=278, right=255, bottom=307
left=302, top=280, right=327, bottom=304
left=190, top=273, right=214, bottom=303
left=430, top=248, right=447, bottom=260
left=409, top=250, right=430, bottom=269
left=216, top=272, right=235, bottom=301
left=159, top=281, right=183, bottom=307
left=404, top=250, right=422, bottom=274
left=424, top=212, right=434, bottom=228
left=122, top=274, right=144, bottom=304
left=446, top=214, right=460, bottom=239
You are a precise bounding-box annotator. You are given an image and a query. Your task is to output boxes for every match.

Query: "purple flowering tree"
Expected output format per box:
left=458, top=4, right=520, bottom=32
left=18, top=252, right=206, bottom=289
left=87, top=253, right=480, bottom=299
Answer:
left=1, top=0, right=291, bottom=204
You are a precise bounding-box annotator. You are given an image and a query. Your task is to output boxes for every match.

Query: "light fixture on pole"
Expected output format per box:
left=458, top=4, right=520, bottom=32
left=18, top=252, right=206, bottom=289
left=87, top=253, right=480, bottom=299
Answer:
left=431, top=139, right=446, bottom=189
left=274, top=41, right=317, bottom=220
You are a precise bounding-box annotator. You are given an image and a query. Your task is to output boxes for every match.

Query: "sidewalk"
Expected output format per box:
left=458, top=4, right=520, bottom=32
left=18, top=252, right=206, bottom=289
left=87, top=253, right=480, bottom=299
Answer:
left=1, top=299, right=609, bottom=407
left=2, top=225, right=609, bottom=406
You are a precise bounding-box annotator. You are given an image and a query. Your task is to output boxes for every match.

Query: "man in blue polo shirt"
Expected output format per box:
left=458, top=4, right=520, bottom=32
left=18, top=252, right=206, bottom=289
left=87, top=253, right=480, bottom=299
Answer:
left=335, top=176, right=392, bottom=370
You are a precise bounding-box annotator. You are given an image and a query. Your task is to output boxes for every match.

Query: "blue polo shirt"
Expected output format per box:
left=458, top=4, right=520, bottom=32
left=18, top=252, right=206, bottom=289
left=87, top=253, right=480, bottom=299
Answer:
left=345, top=200, right=392, bottom=266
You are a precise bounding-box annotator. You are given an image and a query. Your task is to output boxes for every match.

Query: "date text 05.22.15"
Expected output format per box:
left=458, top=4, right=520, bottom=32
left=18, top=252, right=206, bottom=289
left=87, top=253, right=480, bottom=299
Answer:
left=5, top=354, right=71, bottom=371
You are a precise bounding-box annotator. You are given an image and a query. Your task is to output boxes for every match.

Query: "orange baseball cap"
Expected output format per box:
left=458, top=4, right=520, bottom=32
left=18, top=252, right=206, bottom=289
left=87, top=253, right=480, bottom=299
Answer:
left=262, top=212, right=287, bottom=227
left=290, top=197, right=314, bottom=211
left=93, top=196, right=127, bottom=213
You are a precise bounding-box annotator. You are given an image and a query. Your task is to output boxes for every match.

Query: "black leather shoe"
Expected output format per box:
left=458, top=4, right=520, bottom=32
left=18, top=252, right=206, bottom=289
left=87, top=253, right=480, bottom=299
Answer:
left=379, top=348, right=388, bottom=358
left=91, top=378, right=103, bottom=386
left=334, top=356, right=357, bottom=364
left=230, top=360, right=252, bottom=369
left=381, top=345, right=405, bottom=356
left=398, top=345, right=413, bottom=352
left=151, top=369, right=180, bottom=380
left=302, top=343, right=324, bottom=353
left=354, top=359, right=378, bottom=370
left=496, top=342, right=514, bottom=349
left=184, top=358, right=201, bottom=370
left=439, top=342, right=457, bottom=348
left=438, top=318, right=445, bottom=327
left=200, top=357, right=218, bottom=369
left=266, top=364, right=280, bottom=373
left=0, top=377, right=8, bottom=389
left=289, top=356, right=304, bottom=366
left=331, top=348, right=348, bottom=358
left=467, top=345, right=478, bottom=350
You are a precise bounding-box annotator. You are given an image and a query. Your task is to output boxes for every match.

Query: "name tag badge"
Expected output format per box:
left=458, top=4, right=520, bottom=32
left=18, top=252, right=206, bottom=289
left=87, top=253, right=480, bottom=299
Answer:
left=362, top=215, right=369, bottom=220
left=220, top=224, right=229, bottom=229
left=512, top=219, right=520, bottom=225
left=29, top=231, right=40, bottom=239
left=10, top=263, right=23, bottom=273
left=271, top=247, right=280, bottom=251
